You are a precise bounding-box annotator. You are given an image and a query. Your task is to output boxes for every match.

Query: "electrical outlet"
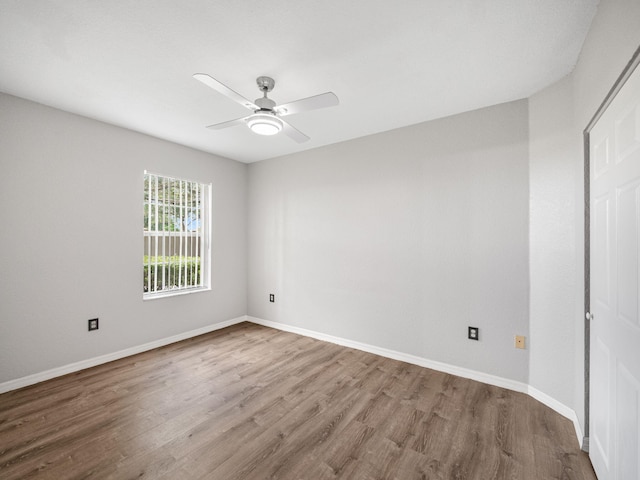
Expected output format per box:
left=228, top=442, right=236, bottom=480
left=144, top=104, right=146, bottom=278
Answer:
left=468, top=326, right=479, bottom=341
left=88, top=318, right=99, bottom=331
left=269, top=294, right=275, bottom=303
left=515, top=335, right=526, bottom=349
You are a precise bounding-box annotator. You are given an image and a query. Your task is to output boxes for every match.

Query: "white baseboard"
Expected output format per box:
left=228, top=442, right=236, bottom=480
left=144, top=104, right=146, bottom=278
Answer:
left=527, top=385, right=584, bottom=449
left=247, top=316, right=584, bottom=448
left=0, top=315, right=248, bottom=394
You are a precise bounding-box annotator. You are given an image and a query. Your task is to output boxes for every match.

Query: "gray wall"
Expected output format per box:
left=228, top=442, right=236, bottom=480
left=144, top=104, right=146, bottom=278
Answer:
left=529, top=75, right=578, bottom=409
left=248, top=100, right=530, bottom=382
left=528, top=0, right=640, bottom=433
left=0, top=93, right=247, bottom=383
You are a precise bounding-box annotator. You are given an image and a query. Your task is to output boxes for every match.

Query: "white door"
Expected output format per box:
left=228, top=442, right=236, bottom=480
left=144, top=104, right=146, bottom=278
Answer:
left=589, top=62, right=640, bottom=480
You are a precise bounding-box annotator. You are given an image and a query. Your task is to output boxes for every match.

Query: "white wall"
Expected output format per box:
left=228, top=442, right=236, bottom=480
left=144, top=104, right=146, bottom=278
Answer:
left=528, top=0, right=640, bottom=437
left=0, top=93, right=247, bottom=384
left=248, top=100, right=530, bottom=382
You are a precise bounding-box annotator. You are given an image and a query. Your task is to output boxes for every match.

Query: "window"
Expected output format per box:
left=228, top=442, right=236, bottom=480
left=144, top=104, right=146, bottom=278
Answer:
left=143, top=171, right=211, bottom=299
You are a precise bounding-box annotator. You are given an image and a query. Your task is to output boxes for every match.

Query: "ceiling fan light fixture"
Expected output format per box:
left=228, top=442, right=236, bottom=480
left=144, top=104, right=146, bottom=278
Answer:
left=246, top=113, right=283, bottom=136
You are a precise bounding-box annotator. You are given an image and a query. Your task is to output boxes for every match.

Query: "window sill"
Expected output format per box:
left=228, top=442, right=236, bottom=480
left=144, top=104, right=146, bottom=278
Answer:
left=143, top=286, right=211, bottom=301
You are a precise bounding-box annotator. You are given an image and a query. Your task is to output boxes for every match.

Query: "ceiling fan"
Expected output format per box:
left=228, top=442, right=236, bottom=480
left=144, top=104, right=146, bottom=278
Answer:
left=193, top=74, right=339, bottom=143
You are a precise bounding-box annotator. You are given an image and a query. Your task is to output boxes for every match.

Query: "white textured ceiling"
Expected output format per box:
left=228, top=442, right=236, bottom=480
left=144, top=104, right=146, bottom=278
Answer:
left=0, top=0, right=598, bottom=163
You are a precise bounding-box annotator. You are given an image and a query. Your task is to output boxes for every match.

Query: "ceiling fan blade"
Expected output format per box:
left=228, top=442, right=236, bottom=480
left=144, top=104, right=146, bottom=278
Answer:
left=193, top=73, right=258, bottom=111
left=281, top=119, right=310, bottom=143
left=275, top=92, right=339, bottom=116
left=205, top=116, right=248, bottom=130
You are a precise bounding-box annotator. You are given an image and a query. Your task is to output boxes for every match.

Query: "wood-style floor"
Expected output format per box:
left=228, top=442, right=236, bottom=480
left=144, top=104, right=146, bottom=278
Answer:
left=0, top=322, right=596, bottom=480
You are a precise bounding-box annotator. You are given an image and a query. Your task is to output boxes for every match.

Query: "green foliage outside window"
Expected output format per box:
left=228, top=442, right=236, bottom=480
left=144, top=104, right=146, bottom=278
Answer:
left=143, top=256, right=201, bottom=293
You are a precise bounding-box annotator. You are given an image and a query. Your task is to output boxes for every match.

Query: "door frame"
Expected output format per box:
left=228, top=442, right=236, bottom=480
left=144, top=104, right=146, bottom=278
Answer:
left=582, top=43, right=640, bottom=453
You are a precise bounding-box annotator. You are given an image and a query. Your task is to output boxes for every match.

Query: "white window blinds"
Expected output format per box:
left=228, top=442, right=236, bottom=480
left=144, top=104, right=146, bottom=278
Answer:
left=143, top=171, right=211, bottom=298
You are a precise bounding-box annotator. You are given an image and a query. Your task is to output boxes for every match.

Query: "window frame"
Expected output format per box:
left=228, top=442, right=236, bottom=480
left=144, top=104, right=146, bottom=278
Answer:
left=143, top=171, right=212, bottom=300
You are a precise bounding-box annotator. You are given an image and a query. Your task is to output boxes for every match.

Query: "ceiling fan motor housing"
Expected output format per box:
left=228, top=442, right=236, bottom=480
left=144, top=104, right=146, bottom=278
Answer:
left=255, top=96, right=276, bottom=110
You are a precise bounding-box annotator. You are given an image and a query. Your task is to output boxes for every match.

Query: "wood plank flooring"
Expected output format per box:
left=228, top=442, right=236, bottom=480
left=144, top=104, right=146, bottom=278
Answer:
left=0, top=322, right=597, bottom=479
